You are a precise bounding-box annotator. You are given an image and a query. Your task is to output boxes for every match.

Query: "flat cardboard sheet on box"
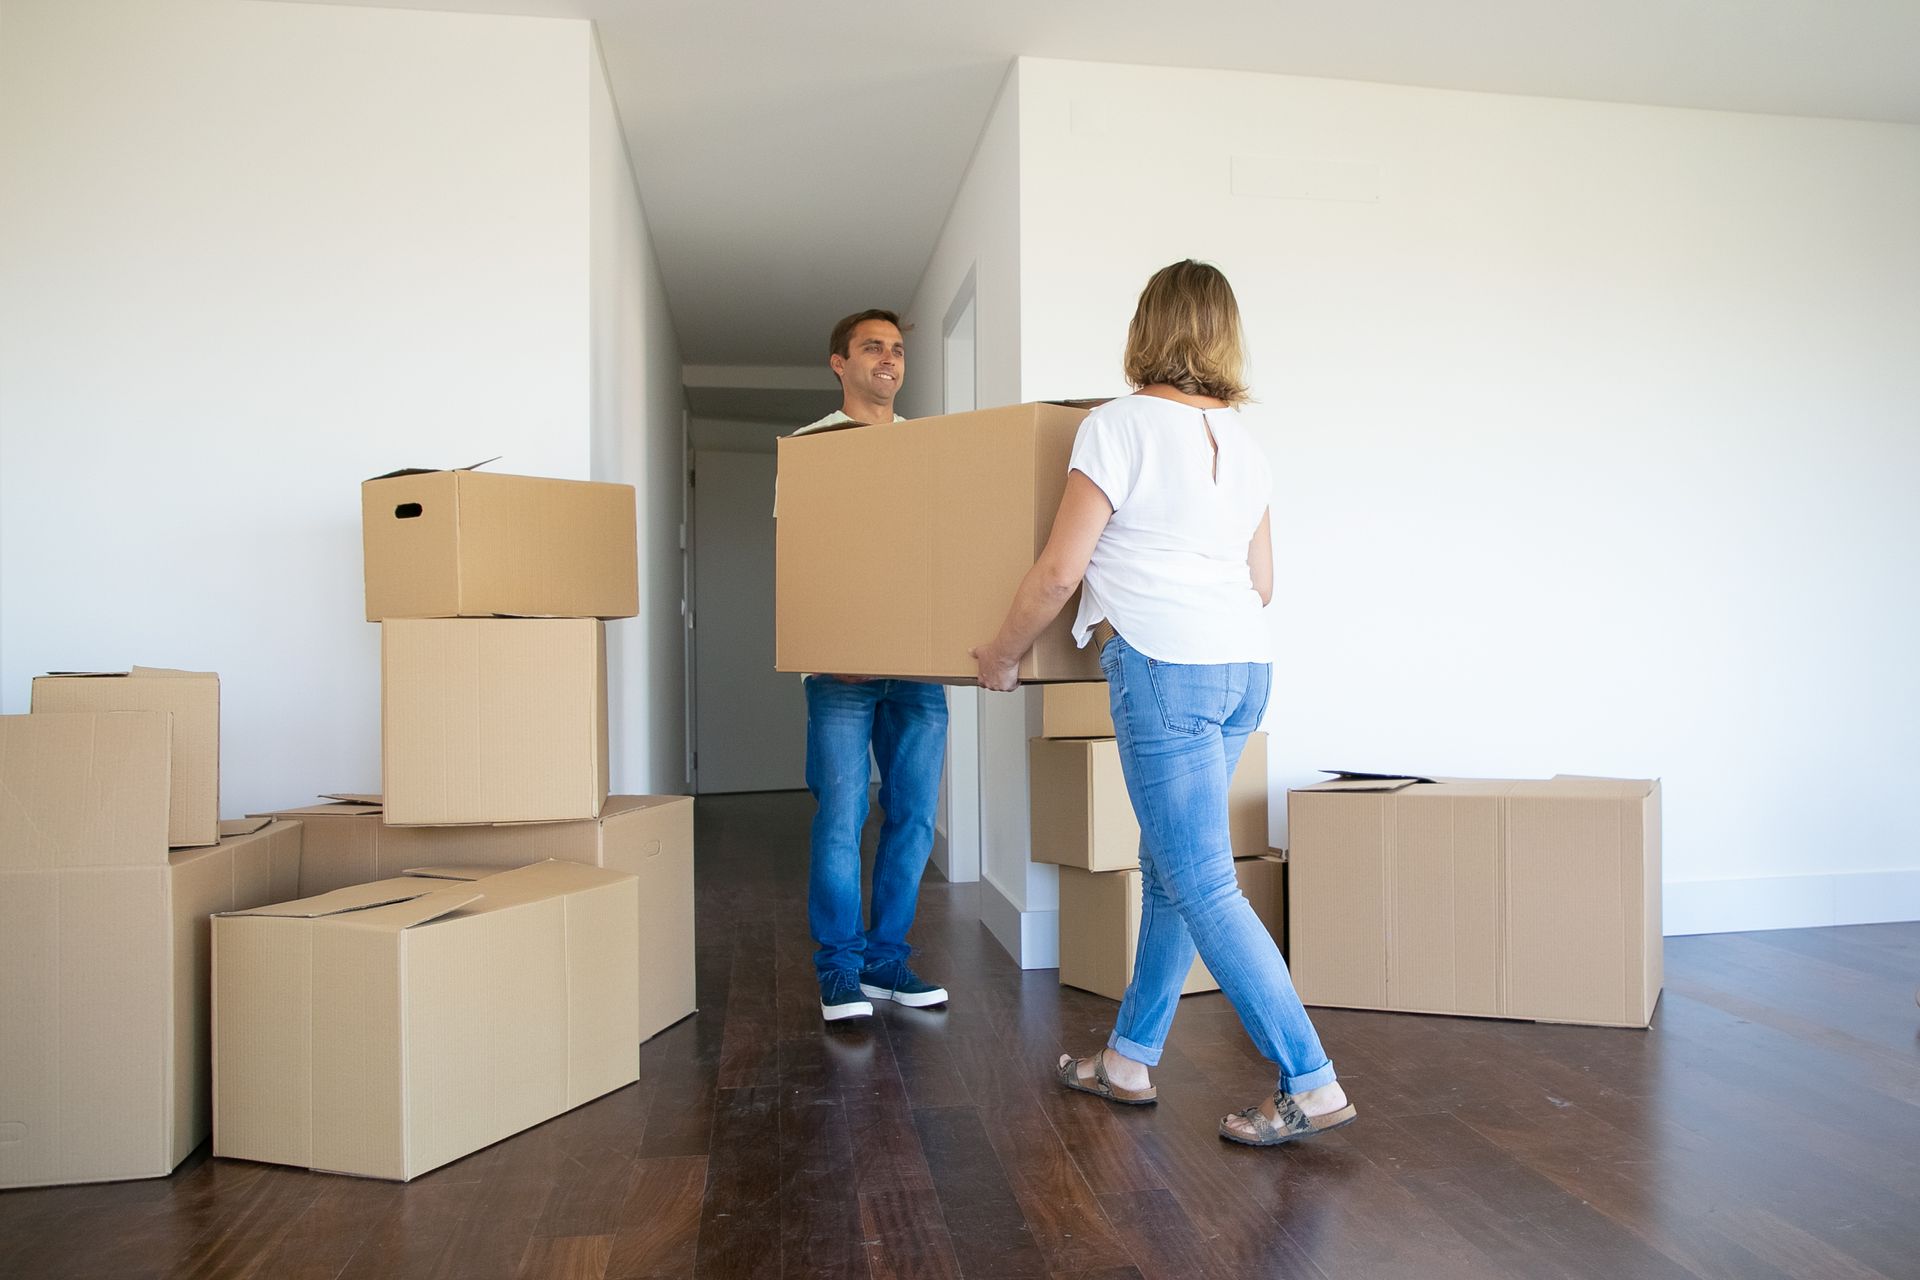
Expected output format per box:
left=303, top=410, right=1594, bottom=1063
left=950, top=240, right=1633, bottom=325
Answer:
left=775, top=403, right=1102, bottom=682
left=255, top=794, right=695, bottom=1043
left=1, top=711, right=300, bottom=1189
left=382, top=618, right=608, bottom=825
left=1030, top=732, right=1268, bottom=871
left=362, top=467, right=638, bottom=621
left=213, top=861, right=640, bottom=1181
left=1287, top=775, right=1662, bottom=1027
left=30, top=668, right=220, bottom=847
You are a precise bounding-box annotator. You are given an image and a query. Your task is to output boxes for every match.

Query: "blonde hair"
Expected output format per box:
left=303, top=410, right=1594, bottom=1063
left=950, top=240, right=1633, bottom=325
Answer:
left=1121, top=259, right=1250, bottom=405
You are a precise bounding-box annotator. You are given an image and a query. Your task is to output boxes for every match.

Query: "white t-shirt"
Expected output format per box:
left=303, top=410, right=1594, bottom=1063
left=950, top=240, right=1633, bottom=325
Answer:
left=1068, top=394, right=1272, bottom=664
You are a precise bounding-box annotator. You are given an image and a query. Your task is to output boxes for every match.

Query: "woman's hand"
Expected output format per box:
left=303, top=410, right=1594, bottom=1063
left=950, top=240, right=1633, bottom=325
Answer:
left=971, top=644, right=1021, bottom=692
left=971, top=471, right=1114, bottom=694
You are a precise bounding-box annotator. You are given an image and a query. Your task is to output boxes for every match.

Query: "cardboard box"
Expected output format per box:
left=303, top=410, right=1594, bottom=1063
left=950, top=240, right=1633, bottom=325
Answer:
left=775, top=402, right=1104, bottom=682
left=1029, top=732, right=1268, bottom=872
left=362, top=466, right=638, bottom=621
left=30, top=668, right=220, bottom=847
left=1039, top=682, right=1113, bottom=738
left=1287, top=775, right=1662, bottom=1028
left=1058, top=855, right=1286, bottom=1001
left=254, top=794, right=695, bottom=1042
left=1237, top=853, right=1288, bottom=948
left=213, top=861, right=640, bottom=1181
left=1, top=710, right=301, bottom=1189
left=382, top=618, right=608, bottom=825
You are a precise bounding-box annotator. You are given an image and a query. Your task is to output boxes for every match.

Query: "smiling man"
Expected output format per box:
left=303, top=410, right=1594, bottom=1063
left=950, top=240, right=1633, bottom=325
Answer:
left=791, top=308, right=950, bottom=1023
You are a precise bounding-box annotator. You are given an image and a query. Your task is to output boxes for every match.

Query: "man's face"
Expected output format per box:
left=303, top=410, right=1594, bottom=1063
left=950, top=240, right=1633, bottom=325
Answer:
left=832, top=319, right=905, bottom=404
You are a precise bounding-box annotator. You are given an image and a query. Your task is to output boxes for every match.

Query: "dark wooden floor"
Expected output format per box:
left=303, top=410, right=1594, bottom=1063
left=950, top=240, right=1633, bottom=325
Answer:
left=5, top=791, right=1920, bottom=1279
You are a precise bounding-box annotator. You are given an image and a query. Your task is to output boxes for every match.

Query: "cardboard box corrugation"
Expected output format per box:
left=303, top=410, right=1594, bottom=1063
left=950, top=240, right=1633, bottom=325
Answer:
left=775, top=403, right=1103, bottom=683
left=254, top=794, right=696, bottom=1043
left=30, top=668, right=220, bottom=848
left=362, top=468, right=639, bottom=621
left=1, top=710, right=301, bottom=1189
left=1058, top=855, right=1286, bottom=1001
left=381, top=618, right=609, bottom=826
left=1286, top=776, right=1662, bottom=1028
left=1029, top=732, right=1269, bottom=872
left=213, top=861, right=641, bottom=1182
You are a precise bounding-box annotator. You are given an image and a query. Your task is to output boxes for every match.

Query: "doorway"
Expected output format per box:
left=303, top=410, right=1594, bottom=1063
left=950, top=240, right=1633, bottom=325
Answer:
left=686, top=440, right=808, bottom=793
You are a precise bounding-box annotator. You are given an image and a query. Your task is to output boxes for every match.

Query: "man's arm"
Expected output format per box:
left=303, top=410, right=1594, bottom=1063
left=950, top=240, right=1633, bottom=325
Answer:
left=972, top=471, right=1114, bottom=691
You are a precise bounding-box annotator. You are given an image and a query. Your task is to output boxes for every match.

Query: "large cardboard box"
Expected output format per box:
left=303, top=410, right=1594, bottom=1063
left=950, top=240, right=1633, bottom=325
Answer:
left=1039, top=682, right=1114, bottom=738
left=1, top=710, right=301, bottom=1189
left=775, top=402, right=1104, bottom=683
left=1030, top=732, right=1268, bottom=872
left=1058, top=855, right=1286, bottom=1001
left=213, top=861, right=640, bottom=1181
left=254, top=794, right=695, bottom=1042
left=1287, top=775, right=1662, bottom=1028
left=362, top=466, right=638, bottom=621
left=30, top=668, right=220, bottom=847
left=382, top=618, right=608, bottom=825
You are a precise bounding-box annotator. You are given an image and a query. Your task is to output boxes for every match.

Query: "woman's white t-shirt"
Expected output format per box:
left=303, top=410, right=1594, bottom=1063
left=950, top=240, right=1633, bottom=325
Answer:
left=1068, top=394, right=1272, bottom=664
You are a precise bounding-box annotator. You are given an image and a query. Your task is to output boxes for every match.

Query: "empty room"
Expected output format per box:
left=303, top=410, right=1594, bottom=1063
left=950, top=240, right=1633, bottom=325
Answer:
left=1, top=1, right=1916, bottom=1278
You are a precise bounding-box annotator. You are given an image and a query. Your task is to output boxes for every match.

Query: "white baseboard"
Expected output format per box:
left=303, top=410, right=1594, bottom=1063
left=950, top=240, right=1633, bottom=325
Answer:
left=1664, top=869, right=1920, bottom=936
left=980, top=876, right=1060, bottom=969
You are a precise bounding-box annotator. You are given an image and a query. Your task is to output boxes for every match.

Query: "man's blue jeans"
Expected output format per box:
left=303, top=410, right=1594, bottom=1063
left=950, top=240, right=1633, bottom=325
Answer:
left=1099, top=635, right=1338, bottom=1095
left=804, top=676, right=949, bottom=980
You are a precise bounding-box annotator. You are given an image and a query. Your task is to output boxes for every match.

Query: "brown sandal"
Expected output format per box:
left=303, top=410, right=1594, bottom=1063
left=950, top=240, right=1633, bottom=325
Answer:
left=1219, top=1090, right=1357, bottom=1146
left=1055, top=1051, right=1157, bottom=1106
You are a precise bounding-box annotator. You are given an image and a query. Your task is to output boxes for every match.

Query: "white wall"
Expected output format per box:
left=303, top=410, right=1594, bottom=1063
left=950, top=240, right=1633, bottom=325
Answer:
left=0, top=1, right=684, bottom=812
left=590, top=36, right=690, bottom=797
left=1014, top=57, right=1920, bottom=933
left=903, top=66, right=1063, bottom=963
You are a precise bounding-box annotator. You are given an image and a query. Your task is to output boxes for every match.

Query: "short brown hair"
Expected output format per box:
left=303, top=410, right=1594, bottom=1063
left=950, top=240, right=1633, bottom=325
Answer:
left=828, top=309, right=908, bottom=360
left=1121, top=260, right=1250, bottom=405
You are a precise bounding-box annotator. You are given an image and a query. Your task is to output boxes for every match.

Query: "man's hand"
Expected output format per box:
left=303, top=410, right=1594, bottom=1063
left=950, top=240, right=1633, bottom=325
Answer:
left=971, top=645, right=1020, bottom=692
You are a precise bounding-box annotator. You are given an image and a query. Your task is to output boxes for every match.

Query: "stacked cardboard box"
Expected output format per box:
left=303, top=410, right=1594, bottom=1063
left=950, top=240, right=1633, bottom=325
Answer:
left=1286, top=773, right=1663, bottom=1028
left=214, top=861, right=639, bottom=1181
left=1028, top=685, right=1283, bottom=1001
left=1, top=692, right=304, bottom=1189
left=363, top=465, right=638, bottom=825
left=349, top=464, right=695, bottom=1043
left=255, top=792, right=694, bottom=1044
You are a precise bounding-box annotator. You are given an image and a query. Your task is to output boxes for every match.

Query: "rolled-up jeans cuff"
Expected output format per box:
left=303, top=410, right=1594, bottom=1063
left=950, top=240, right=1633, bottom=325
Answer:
left=1107, top=1031, right=1162, bottom=1068
left=1283, top=1061, right=1338, bottom=1094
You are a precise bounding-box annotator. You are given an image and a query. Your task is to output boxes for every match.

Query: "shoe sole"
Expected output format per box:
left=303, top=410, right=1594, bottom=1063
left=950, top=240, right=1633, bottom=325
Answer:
left=822, top=999, right=874, bottom=1021
left=860, top=984, right=949, bottom=1008
left=1218, top=1106, right=1358, bottom=1147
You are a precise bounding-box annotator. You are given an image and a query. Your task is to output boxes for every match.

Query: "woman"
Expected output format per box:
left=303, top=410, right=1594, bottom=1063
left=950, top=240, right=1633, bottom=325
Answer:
left=972, top=260, right=1353, bottom=1146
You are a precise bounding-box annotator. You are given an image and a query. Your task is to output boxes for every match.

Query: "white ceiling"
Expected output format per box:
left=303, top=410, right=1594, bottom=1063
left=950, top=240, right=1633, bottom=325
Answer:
left=293, top=1, right=1920, bottom=370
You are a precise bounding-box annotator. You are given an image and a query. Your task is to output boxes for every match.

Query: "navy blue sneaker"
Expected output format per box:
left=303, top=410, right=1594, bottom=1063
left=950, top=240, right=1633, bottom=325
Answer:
left=860, top=960, right=949, bottom=1008
left=820, top=971, right=874, bottom=1022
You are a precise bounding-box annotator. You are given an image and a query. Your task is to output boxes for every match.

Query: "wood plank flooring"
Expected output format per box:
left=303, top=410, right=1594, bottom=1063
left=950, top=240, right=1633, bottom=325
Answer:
left=3, top=790, right=1918, bottom=1278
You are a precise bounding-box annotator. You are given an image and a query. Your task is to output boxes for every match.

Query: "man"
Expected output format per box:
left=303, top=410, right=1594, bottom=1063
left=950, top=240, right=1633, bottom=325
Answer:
left=793, top=309, right=950, bottom=1022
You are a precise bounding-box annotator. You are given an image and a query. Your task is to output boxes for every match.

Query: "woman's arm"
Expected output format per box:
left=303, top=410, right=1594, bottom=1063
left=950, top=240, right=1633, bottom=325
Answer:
left=1249, top=506, right=1274, bottom=607
left=971, top=471, right=1114, bottom=691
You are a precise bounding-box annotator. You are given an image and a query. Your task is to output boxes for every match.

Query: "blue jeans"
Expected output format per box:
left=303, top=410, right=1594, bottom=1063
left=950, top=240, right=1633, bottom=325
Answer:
left=805, top=677, right=949, bottom=979
left=1099, top=636, right=1337, bottom=1095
